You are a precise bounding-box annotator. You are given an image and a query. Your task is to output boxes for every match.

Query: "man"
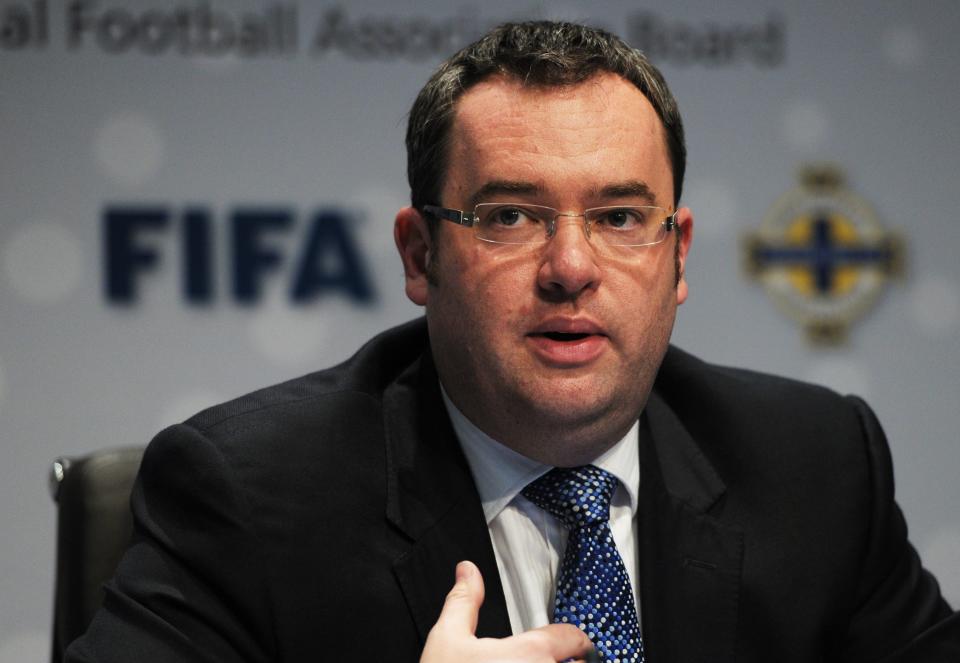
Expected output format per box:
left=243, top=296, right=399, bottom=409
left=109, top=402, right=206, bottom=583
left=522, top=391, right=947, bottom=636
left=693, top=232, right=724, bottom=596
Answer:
left=68, top=21, right=958, bottom=663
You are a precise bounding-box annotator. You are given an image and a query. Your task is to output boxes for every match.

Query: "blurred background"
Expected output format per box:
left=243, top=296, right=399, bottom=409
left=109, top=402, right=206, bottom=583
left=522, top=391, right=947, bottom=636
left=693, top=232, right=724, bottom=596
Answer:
left=2, top=1, right=958, bottom=659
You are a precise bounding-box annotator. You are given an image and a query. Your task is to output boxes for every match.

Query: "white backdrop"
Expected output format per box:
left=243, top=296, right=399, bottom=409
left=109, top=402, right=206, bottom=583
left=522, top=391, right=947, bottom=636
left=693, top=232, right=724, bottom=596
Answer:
left=2, top=1, right=959, bottom=659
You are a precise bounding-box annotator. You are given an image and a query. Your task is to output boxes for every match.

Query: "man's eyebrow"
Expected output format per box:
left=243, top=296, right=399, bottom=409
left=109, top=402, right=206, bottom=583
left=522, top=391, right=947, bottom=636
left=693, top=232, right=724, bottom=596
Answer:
left=594, top=180, right=656, bottom=204
left=469, top=180, right=543, bottom=207
left=467, top=179, right=657, bottom=207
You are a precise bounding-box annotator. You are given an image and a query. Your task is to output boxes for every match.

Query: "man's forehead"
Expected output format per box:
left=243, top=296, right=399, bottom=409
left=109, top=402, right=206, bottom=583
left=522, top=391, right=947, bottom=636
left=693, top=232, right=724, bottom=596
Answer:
left=447, top=72, right=666, bottom=157
left=443, top=72, right=673, bottom=204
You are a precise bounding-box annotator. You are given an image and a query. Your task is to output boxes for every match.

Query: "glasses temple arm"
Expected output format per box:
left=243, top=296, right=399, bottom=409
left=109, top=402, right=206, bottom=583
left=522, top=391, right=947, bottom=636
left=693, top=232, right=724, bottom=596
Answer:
left=423, top=205, right=476, bottom=227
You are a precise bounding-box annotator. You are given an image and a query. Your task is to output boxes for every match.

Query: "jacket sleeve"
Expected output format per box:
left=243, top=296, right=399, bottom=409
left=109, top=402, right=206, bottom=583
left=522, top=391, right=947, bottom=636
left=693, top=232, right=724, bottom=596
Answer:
left=65, top=423, right=277, bottom=663
left=839, top=396, right=960, bottom=662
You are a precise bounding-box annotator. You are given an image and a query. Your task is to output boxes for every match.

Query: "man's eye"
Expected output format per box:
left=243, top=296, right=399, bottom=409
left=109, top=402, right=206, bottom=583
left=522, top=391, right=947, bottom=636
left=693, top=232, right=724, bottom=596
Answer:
left=490, top=207, right=532, bottom=226
left=599, top=209, right=644, bottom=229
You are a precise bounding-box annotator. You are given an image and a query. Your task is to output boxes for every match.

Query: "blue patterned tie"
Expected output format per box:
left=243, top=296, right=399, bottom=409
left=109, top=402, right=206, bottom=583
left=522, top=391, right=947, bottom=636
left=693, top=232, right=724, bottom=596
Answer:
left=522, top=465, right=644, bottom=663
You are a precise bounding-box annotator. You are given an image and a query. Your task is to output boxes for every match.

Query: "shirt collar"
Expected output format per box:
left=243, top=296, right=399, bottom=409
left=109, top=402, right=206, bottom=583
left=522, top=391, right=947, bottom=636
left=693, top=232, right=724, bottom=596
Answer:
left=440, top=385, right=641, bottom=524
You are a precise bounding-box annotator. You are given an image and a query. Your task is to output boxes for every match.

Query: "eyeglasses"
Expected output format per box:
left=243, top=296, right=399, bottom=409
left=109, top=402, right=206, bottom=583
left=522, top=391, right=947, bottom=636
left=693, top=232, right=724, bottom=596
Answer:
left=423, top=203, right=677, bottom=247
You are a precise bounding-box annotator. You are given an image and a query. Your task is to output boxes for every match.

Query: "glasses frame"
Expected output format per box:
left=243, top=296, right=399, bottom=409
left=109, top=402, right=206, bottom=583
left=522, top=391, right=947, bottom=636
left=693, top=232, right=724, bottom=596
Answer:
left=423, top=203, right=678, bottom=247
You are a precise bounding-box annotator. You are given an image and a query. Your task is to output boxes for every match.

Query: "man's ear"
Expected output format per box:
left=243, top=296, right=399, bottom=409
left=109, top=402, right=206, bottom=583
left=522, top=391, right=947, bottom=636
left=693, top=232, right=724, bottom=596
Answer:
left=674, top=207, right=693, bottom=306
left=394, top=206, right=433, bottom=306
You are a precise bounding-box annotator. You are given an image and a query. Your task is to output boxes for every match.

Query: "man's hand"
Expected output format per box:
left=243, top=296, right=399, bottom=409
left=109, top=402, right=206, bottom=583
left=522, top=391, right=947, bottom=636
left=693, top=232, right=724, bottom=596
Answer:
left=420, top=561, right=594, bottom=663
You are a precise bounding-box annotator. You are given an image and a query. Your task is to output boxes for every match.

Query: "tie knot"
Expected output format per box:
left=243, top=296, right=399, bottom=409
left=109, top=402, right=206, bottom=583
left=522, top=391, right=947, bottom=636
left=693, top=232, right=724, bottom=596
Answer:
left=522, top=465, right=618, bottom=529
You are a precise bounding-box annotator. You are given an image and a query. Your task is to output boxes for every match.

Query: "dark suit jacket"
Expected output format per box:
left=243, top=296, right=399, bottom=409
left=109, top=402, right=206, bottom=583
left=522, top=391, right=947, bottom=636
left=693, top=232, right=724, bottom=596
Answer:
left=67, top=318, right=959, bottom=662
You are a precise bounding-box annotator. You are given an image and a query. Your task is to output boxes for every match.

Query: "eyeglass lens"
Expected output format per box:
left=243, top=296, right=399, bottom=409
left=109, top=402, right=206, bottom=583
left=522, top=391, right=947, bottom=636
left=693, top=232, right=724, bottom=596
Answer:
left=474, top=204, right=671, bottom=246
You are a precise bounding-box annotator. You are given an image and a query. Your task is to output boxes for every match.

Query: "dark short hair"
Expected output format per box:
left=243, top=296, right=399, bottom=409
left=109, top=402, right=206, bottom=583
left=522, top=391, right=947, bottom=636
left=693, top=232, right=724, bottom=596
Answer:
left=406, top=21, right=686, bottom=223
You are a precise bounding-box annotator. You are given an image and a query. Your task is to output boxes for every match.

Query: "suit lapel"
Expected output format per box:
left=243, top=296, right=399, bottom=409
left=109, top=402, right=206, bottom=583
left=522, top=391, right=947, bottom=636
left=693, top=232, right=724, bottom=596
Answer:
left=378, top=337, right=743, bottom=655
left=383, top=353, right=512, bottom=642
left=638, top=391, right=744, bottom=663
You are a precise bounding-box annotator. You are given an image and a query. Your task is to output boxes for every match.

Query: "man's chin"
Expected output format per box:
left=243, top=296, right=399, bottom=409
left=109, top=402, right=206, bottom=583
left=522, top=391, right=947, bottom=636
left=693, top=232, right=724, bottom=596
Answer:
left=512, top=387, right=630, bottom=435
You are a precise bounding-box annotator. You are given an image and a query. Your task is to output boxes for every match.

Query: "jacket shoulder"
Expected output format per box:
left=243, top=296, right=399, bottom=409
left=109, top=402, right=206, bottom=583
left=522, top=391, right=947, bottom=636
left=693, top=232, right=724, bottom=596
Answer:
left=183, top=317, right=429, bottom=435
left=656, top=344, right=852, bottom=415
left=653, top=345, right=873, bottom=476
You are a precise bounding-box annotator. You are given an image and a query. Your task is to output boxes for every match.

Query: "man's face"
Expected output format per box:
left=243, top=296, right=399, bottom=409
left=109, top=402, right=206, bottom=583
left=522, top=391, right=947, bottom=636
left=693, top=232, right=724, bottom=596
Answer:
left=396, top=72, right=693, bottom=465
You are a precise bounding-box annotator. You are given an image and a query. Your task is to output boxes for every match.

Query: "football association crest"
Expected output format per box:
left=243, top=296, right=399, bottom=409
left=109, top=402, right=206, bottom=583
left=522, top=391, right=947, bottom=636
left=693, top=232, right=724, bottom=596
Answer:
left=744, top=165, right=904, bottom=343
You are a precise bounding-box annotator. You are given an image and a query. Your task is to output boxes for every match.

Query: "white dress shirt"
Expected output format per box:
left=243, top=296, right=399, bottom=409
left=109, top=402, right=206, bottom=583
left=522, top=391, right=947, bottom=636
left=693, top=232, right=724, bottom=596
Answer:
left=440, top=388, right=642, bottom=635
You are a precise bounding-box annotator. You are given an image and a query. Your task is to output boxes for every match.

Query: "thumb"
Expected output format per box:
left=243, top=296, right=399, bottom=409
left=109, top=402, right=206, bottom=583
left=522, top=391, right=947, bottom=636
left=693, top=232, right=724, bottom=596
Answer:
left=434, top=560, right=486, bottom=636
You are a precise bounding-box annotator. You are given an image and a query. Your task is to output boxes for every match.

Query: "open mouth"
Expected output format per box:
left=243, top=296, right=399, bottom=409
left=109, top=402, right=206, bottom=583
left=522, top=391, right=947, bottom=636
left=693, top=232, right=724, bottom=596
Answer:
left=540, top=331, right=592, bottom=342
left=527, top=319, right=607, bottom=363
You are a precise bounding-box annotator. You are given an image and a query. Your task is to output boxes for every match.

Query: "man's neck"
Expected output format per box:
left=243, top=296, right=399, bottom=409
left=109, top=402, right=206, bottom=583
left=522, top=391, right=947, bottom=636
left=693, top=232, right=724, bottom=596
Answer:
left=439, top=381, right=641, bottom=467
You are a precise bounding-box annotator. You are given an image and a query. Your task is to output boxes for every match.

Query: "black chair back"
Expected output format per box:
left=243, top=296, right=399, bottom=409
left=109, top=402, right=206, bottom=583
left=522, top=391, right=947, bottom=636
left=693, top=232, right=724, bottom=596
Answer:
left=49, top=447, right=144, bottom=663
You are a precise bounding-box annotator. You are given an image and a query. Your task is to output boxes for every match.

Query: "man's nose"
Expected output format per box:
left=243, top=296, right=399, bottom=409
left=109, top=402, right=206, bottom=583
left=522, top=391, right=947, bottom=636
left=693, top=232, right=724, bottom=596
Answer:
left=536, top=216, right=602, bottom=297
